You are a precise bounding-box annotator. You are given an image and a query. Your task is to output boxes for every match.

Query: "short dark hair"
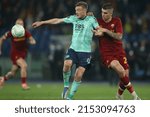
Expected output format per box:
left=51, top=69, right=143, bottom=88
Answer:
left=102, top=2, right=113, bottom=10
left=75, top=1, right=88, bottom=10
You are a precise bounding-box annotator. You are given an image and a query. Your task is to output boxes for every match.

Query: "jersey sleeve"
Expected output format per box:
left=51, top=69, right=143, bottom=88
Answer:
left=116, top=18, right=123, bottom=34
left=2, top=31, right=12, bottom=40
left=25, top=30, right=32, bottom=38
left=90, top=16, right=99, bottom=29
left=6, top=31, right=12, bottom=37
left=63, top=15, right=76, bottom=24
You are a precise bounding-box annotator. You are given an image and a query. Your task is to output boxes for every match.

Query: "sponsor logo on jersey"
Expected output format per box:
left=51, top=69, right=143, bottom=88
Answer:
left=14, top=37, right=25, bottom=42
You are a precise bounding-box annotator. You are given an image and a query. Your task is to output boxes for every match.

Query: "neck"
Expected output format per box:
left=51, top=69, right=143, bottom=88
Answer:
left=104, top=17, right=112, bottom=23
left=80, top=15, right=86, bottom=19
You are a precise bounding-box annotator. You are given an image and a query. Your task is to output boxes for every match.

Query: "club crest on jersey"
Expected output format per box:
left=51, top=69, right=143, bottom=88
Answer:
left=111, top=24, right=114, bottom=28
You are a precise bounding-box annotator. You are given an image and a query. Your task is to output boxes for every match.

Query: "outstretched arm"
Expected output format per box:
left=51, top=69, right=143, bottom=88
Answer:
left=32, top=18, right=64, bottom=28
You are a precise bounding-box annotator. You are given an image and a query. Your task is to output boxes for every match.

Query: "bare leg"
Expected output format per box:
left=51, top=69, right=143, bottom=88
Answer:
left=0, top=65, right=18, bottom=88
left=16, top=58, right=30, bottom=90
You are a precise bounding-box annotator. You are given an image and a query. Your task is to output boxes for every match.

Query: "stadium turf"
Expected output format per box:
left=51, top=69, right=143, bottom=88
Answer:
left=0, top=82, right=149, bottom=100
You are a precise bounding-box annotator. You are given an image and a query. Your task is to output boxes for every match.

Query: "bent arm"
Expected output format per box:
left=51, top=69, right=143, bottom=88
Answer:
left=99, top=27, right=122, bottom=40
left=28, top=36, right=36, bottom=45
left=104, top=29, right=122, bottom=40
left=32, top=18, right=64, bottom=28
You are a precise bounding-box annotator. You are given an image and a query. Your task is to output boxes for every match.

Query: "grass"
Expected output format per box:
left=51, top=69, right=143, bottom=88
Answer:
left=0, top=82, right=149, bottom=100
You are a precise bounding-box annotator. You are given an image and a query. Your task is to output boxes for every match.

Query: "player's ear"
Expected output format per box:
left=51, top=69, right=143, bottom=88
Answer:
left=87, top=12, right=94, bottom=16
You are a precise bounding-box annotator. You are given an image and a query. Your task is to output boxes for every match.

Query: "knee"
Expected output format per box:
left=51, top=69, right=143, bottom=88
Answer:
left=8, top=71, right=15, bottom=77
left=118, top=69, right=126, bottom=78
left=63, top=60, right=72, bottom=72
left=20, top=64, right=27, bottom=70
left=110, top=60, right=125, bottom=78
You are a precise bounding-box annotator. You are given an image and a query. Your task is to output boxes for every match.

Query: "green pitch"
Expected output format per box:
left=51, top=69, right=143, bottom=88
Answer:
left=0, top=82, right=149, bottom=100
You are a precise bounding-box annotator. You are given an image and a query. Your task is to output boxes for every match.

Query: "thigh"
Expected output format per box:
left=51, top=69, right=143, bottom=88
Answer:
left=125, top=69, right=129, bottom=77
left=11, top=64, right=19, bottom=71
left=16, top=58, right=27, bottom=67
left=117, top=55, right=129, bottom=70
left=64, top=49, right=78, bottom=64
left=101, top=54, right=117, bottom=68
left=11, top=50, right=27, bottom=65
left=77, top=52, right=92, bottom=69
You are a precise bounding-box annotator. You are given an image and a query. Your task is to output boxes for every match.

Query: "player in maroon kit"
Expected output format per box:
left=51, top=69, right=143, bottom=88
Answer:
left=0, top=18, right=36, bottom=90
left=93, top=3, right=140, bottom=99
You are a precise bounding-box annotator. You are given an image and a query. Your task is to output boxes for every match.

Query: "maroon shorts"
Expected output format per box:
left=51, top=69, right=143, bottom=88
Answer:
left=10, top=50, right=27, bottom=65
left=101, top=53, right=129, bottom=70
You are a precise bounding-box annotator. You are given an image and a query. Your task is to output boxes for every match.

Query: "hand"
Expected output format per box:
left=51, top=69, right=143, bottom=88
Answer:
left=93, top=29, right=104, bottom=37
left=87, top=12, right=94, bottom=16
left=98, top=27, right=107, bottom=33
left=32, top=21, right=42, bottom=28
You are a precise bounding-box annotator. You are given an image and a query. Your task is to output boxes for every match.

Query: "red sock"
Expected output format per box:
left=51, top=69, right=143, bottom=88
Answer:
left=121, top=76, right=134, bottom=93
left=121, top=76, right=130, bottom=86
left=118, top=81, right=126, bottom=95
left=21, top=77, right=26, bottom=84
left=127, top=85, right=134, bottom=93
left=4, top=76, right=8, bottom=81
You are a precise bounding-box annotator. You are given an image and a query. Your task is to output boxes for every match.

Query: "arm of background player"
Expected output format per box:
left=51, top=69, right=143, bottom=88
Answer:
left=28, top=36, right=36, bottom=45
left=32, top=18, right=64, bottom=28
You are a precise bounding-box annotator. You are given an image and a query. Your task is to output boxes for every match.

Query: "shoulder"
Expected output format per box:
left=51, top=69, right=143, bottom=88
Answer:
left=25, top=30, right=30, bottom=34
left=87, top=15, right=96, bottom=19
left=86, top=16, right=97, bottom=22
left=112, top=17, right=122, bottom=22
left=6, top=31, right=12, bottom=37
left=25, top=30, right=31, bottom=37
left=66, top=15, right=76, bottom=19
left=64, top=15, right=77, bottom=21
left=96, top=18, right=103, bottom=23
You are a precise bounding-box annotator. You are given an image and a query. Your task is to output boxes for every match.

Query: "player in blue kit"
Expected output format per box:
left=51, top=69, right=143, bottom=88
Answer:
left=32, top=1, right=99, bottom=100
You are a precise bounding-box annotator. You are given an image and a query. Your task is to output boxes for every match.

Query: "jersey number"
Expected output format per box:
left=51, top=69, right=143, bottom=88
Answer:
left=123, top=57, right=127, bottom=64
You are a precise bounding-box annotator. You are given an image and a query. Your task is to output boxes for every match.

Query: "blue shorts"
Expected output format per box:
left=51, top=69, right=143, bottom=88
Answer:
left=64, top=48, right=92, bottom=69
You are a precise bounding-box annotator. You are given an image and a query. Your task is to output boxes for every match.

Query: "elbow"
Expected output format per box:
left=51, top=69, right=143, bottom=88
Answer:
left=118, top=35, right=122, bottom=40
left=117, top=34, right=123, bottom=40
left=32, top=41, right=36, bottom=45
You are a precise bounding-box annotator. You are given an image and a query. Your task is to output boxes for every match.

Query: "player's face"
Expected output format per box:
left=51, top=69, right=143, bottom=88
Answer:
left=16, top=19, right=24, bottom=26
left=101, top=8, right=113, bottom=22
left=75, top=6, right=87, bottom=19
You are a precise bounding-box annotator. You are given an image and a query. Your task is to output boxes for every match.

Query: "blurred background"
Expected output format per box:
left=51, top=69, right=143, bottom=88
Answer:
left=0, top=0, right=150, bottom=85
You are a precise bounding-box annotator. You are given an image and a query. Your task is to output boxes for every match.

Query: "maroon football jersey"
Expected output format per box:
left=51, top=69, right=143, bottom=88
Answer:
left=5, top=30, right=31, bottom=65
left=6, top=30, right=31, bottom=51
left=97, top=17, right=125, bottom=55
